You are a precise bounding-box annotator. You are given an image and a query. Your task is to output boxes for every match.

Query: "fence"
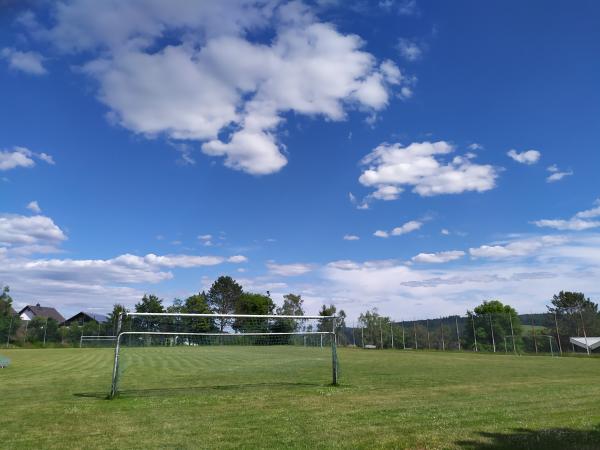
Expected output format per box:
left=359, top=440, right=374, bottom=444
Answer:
left=339, top=311, right=600, bottom=356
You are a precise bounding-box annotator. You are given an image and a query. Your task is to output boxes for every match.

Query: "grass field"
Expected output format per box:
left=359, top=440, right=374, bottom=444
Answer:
left=2, top=347, right=600, bottom=449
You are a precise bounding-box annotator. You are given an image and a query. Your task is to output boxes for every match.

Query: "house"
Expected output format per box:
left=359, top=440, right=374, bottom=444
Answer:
left=18, top=304, right=65, bottom=323
left=62, top=311, right=109, bottom=327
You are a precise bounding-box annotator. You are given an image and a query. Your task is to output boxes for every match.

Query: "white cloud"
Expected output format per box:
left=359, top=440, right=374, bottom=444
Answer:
left=398, top=38, right=423, bottom=61
left=26, top=201, right=41, bottom=213
left=359, top=141, right=498, bottom=201
left=546, top=164, right=573, bottom=183
left=1, top=48, right=47, bottom=75
left=0, top=214, right=66, bottom=247
left=343, top=234, right=360, bottom=241
left=391, top=220, right=422, bottom=235
left=412, top=250, right=465, bottom=263
left=469, top=236, right=567, bottom=259
left=468, top=143, right=483, bottom=150
left=441, top=228, right=450, bottom=235
left=507, top=149, right=540, bottom=165
left=533, top=200, right=600, bottom=231
left=228, top=255, right=248, bottom=263
left=267, top=261, right=313, bottom=276
left=374, top=230, right=389, bottom=238
left=0, top=147, right=55, bottom=171
left=25, top=1, right=409, bottom=175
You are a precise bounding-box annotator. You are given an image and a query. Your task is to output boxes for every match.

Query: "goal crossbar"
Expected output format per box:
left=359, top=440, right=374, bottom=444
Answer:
left=126, top=312, right=334, bottom=319
left=109, top=313, right=339, bottom=398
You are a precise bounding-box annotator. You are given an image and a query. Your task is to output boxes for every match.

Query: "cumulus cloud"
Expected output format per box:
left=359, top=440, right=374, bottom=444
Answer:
left=1, top=47, right=47, bottom=75
left=26, top=201, right=41, bottom=213
left=0, top=214, right=66, bottom=247
left=469, top=236, right=567, bottom=259
left=412, top=250, right=465, bottom=263
left=267, top=261, right=313, bottom=276
left=373, top=220, right=422, bottom=238
left=507, top=149, right=540, bottom=165
left=22, top=1, right=410, bottom=175
left=0, top=147, right=55, bottom=171
left=546, top=164, right=573, bottom=183
left=533, top=200, right=600, bottom=231
left=358, top=141, right=498, bottom=201
left=343, top=234, right=360, bottom=241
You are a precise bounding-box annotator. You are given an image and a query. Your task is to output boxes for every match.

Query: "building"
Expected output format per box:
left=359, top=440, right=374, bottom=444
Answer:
left=18, top=304, right=65, bottom=323
left=62, top=311, right=109, bottom=327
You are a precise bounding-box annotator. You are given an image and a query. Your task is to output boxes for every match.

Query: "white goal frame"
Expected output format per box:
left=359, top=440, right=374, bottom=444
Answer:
left=79, top=335, right=117, bottom=348
left=109, top=312, right=338, bottom=398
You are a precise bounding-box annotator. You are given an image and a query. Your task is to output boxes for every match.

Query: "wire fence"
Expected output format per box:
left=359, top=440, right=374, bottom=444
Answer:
left=338, top=311, right=600, bottom=356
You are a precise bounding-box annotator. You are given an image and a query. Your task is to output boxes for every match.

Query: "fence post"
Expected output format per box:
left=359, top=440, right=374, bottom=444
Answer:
left=361, top=325, right=364, bottom=349
left=331, top=317, right=338, bottom=385
left=489, top=314, right=496, bottom=353
left=414, top=320, right=418, bottom=350
left=109, top=313, right=124, bottom=399
left=440, top=318, right=445, bottom=351
left=553, top=311, right=562, bottom=356
left=579, top=309, right=590, bottom=356
left=509, top=313, right=516, bottom=354
left=402, top=321, right=406, bottom=350
left=471, top=314, right=478, bottom=352
left=455, top=317, right=461, bottom=351
left=6, top=314, right=13, bottom=348
left=426, top=319, right=431, bottom=350
left=379, top=318, right=384, bottom=349
left=390, top=322, right=394, bottom=349
left=531, top=315, right=538, bottom=354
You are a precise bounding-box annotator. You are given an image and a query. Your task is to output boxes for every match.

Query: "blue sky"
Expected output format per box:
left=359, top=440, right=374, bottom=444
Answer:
left=1, top=0, right=599, bottom=320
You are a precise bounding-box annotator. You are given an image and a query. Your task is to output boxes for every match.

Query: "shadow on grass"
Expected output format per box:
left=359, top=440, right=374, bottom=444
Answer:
left=456, top=426, right=600, bottom=450
left=74, top=381, right=333, bottom=400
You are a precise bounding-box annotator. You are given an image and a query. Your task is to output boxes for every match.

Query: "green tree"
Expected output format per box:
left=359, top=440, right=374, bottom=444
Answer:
left=27, top=317, right=60, bottom=345
left=134, top=294, right=165, bottom=331
left=0, top=285, right=21, bottom=346
left=271, top=294, right=304, bottom=334
left=233, top=292, right=274, bottom=333
left=319, top=304, right=347, bottom=344
left=206, top=276, right=243, bottom=332
left=548, top=291, right=600, bottom=349
left=464, top=300, right=522, bottom=352
left=182, top=292, right=216, bottom=333
left=106, top=304, right=129, bottom=335
left=358, top=308, right=390, bottom=348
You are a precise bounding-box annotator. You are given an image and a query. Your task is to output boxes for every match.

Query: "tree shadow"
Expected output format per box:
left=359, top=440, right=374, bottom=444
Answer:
left=456, top=426, right=600, bottom=450
left=74, top=381, right=330, bottom=400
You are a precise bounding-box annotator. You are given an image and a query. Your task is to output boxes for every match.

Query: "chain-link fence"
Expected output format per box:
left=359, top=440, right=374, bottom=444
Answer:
left=339, top=311, right=600, bottom=356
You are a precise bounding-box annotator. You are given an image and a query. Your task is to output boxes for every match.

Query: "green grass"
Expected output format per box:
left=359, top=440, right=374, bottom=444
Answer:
left=1, top=347, right=600, bottom=449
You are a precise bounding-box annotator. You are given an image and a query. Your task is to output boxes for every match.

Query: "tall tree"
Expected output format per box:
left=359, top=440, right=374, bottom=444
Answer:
left=319, top=304, right=347, bottom=344
left=233, top=292, right=274, bottom=334
left=134, top=294, right=165, bottom=331
left=358, top=308, right=390, bottom=348
left=464, top=300, right=522, bottom=352
left=0, top=285, right=21, bottom=345
left=206, top=276, right=243, bottom=331
left=548, top=291, right=600, bottom=347
left=106, top=304, right=129, bottom=335
left=272, top=294, right=305, bottom=334
left=182, top=292, right=216, bottom=332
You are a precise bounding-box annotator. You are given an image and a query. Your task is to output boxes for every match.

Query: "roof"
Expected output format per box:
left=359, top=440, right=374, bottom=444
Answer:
left=18, top=305, right=65, bottom=323
left=569, top=337, right=600, bottom=351
left=63, top=311, right=109, bottom=325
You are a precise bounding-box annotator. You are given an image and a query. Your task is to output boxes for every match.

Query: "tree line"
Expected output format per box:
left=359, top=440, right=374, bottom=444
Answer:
left=0, top=277, right=346, bottom=347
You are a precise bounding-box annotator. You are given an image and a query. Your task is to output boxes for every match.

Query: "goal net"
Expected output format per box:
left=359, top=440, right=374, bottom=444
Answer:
left=79, top=335, right=117, bottom=348
left=109, top=313, right=339, bottom=398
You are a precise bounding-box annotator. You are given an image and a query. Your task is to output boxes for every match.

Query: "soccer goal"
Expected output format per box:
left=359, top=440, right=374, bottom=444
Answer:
left=109, top=312, right=339, bottom=398
left=79, top=335, right=117, bottom=348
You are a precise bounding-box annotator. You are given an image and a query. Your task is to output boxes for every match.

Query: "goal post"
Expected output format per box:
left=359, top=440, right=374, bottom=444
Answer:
left=109, top=312, right=338, bottom=398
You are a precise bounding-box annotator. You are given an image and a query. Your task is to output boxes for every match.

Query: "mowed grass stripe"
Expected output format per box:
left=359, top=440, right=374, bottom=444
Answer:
left=2, top=347, right=600, bottom=449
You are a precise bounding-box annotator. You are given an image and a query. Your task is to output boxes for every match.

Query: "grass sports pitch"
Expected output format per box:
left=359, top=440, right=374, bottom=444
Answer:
left=1, top=347, right=600, bottom=449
